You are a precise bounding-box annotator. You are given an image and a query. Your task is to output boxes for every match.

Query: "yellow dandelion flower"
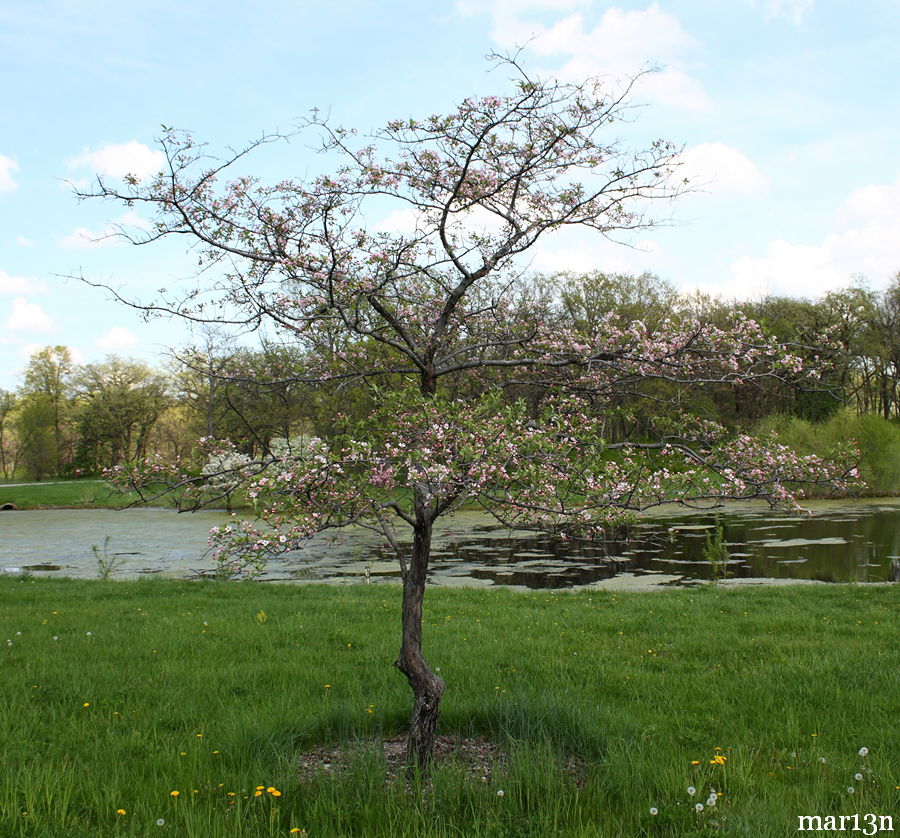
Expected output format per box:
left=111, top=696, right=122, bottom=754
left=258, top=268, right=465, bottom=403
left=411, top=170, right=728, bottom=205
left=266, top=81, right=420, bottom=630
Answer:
left=266, top=786, right=276, bottom=793
left=116, top=809, right=126, bottom=815
left=691, top=760, right=700, bottom=765
left=170, top=790, right=180, bottom=797
left=83, top=702, right=90, bottom=708
left=256, top=786, right=265, bottom=791
left=271, top=789, right=282, bottom=797
left=254, top=790, right=263, bottom=797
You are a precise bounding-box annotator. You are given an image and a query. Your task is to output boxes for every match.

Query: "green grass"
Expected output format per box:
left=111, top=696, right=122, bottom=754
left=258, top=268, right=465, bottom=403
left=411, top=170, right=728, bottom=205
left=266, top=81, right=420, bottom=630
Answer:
left=0, top=480, right=153, bottom=510
left=756, top=411, right=900, bottom=496
left=0, top=579, right=897, bottom=837
left=0, top=479, right=240, bottom=511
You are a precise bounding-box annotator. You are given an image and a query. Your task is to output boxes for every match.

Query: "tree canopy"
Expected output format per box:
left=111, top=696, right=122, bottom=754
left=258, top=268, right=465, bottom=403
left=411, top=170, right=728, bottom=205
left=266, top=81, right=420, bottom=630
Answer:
left=78, top=58, right=857, bottom=766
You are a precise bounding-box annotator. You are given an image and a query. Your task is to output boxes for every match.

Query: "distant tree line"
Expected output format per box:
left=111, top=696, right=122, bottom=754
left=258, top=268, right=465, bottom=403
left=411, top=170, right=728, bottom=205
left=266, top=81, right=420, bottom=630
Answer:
left=2, top=271, right=899, bottom=482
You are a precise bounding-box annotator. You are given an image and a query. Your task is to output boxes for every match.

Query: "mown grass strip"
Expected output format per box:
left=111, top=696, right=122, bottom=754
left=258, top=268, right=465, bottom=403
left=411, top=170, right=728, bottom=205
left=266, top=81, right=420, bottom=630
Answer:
left=0, top=578, right=897, bottom=837
left=0, top=480, right=147, bottom=510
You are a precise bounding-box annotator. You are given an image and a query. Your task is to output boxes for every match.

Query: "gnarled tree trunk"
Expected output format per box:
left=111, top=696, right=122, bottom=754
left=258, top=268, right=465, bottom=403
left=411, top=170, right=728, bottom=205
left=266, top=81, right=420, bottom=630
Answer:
left=394, top=503, right=445, bottom=768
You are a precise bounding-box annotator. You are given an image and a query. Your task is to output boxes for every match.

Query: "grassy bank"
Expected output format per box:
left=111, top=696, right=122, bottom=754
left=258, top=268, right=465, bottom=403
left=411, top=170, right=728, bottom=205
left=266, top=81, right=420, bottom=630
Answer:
left=0, top=480, right=149, bottom=510
left=756, top=411, right=900, bottom=497
left=0, top=579, right=897, bottom=837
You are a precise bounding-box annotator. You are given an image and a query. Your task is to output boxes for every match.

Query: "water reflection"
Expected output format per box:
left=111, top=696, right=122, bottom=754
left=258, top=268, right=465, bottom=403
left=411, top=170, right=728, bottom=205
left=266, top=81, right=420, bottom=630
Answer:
left=2, top=500, right=899, bottom=588
left=271, top=500, right=900, bottom=588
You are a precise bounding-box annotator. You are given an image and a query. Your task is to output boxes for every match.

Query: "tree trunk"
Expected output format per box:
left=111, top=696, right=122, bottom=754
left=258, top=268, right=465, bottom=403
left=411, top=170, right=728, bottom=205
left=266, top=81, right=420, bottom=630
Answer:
left=394, top=503, right=445, bottom=769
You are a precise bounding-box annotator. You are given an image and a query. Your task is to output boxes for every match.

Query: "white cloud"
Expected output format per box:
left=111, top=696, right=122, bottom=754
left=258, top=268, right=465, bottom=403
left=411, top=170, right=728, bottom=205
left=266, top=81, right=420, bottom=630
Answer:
left=727, top=174, right=900, bottom=298
left=460, top=2, right=711, bottom=111
left=0, top=155, right=19, bottom=193
left=13, top=343, right=83, bottom=365
left=0, top=270, right=45, bottom=295
left=455, top=0, right=585, bottom=14
left=15, top=236, right=35, bottom=247
left=4, top=297, right=55, bottom=332
left=762, top=0, right=814, bottom=25
left=59, top=225, right=115, bottom=250
left=373, top=207, right=423, bottom=235
left=375, top=204, right=508, bottom=238
left=529, top=228, right=666, bottom=275
left=17, top=342, right=45, bottom=359
left=94, top=326, right=139, bottom=351
left=59, top=209, right=151, bottom=250
left=67, top=140, right=165, bottom=181
left=838, top=177, right=900, bottom=226
left=679, top=143, right=766, bottom=196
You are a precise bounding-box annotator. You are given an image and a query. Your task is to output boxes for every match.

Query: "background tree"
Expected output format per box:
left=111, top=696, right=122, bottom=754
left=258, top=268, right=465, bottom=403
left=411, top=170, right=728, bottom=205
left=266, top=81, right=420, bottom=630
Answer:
left=737, top=295, right=841, bottom=422
left=20, top=346, right=76, bottom=475
left=871, top=273, right=900, bottom=420
left=73, top=356, right=170, bottom=473
left=0, top=389, right=20, bottom=480
left=14, top=394, right=58, bottom=481
left=169, top=330, right=237, bottom=440
left=85, top=59, right=854, bottom=766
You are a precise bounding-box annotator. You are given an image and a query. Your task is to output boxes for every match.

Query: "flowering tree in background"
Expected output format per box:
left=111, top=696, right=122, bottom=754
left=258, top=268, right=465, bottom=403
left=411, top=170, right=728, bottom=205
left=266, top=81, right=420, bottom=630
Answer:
left=82, top=58, right=856, bottom=766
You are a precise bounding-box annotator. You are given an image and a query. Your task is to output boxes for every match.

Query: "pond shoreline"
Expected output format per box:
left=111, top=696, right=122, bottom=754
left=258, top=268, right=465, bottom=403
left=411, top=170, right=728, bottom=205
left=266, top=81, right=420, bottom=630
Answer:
left=3, top=499, right=900, bottom=588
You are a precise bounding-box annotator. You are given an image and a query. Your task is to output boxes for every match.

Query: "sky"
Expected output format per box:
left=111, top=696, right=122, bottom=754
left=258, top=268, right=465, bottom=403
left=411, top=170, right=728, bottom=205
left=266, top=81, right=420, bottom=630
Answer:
left=1, top=0, right=899, bottom=389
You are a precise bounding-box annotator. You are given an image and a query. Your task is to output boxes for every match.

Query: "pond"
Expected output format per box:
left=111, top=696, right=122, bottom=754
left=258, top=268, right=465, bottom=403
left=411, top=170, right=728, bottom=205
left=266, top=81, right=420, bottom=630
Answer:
left=2, top=499, right=899, bottom=589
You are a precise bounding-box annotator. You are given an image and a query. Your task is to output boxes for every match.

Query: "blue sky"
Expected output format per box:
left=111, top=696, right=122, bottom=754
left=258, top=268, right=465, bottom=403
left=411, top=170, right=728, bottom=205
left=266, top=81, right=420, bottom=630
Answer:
left=1, top=0, right=899, bottom=389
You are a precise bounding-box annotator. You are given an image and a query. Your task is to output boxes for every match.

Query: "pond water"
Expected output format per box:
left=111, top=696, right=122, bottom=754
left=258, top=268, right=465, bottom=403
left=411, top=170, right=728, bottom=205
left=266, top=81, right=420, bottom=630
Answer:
left=2, top=499, right=899, bottom=589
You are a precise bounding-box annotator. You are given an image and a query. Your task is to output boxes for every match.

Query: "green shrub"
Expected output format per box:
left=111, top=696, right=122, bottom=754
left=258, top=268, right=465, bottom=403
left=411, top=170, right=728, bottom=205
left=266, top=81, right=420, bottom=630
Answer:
left=755, top=410, right=900, bottom=496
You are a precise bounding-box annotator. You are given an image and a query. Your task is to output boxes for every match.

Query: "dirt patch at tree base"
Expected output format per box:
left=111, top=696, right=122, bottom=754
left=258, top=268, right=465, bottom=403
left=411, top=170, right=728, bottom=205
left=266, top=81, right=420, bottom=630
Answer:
left=297, top=735, right=507, bottom=784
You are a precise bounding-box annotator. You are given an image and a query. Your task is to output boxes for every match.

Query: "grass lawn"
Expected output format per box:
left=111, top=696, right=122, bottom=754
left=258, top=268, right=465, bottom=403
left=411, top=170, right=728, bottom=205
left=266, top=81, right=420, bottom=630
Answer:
left=0, top=578, right=897, bottom=837
left=0, top=480, right=151, bottom=510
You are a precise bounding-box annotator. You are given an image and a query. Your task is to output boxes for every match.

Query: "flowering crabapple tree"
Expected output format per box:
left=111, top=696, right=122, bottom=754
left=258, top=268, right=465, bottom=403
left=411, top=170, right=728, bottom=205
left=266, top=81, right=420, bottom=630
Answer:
left=82, top=57, right=857, bottom=766
left=200, top=445, right=252, bottom=514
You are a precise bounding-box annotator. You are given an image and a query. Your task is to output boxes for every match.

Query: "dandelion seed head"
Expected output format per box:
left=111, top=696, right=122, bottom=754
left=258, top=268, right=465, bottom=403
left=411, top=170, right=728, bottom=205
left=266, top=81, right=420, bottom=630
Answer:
left=855, top=773, right=863, bottom=781
left=695, top=802, right=704, bottom=812
left=649, top=807, right=658, bottom=816
left=687, top=786, right=696, bottom=796
left=858, top=747, right=868, bottom=756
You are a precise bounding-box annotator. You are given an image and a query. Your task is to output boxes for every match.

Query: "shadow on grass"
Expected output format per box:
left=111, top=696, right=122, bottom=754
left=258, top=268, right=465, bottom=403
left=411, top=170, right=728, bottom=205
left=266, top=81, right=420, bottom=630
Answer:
left=245, top=700, right=609, bottom=770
